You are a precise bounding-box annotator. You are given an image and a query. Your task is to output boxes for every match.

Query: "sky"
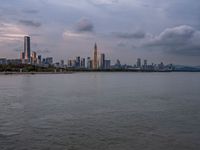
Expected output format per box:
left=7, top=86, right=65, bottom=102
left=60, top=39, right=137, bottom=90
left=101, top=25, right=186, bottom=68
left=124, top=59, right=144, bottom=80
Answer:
left=0, top=0, right=200, bottom=65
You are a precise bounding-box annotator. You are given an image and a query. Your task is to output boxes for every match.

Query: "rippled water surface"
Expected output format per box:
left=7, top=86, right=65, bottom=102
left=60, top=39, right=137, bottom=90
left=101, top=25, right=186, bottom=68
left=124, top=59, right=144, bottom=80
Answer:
left=0, top=72, right=200, bottom=150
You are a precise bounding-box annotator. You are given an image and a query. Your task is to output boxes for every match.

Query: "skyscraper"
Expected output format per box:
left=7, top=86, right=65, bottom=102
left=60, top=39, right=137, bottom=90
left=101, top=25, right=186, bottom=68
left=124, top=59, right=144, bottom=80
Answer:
left=76, top=56, right=80, bottom=68
left=137, top=58, right=141, bottom=68
left=93, top=43, right=98, bottom=70
left=24, top=36, right=31, bottom=62
left=100, top=53, right=105, bottom=69
left=81, top=58, right=86, bottom=68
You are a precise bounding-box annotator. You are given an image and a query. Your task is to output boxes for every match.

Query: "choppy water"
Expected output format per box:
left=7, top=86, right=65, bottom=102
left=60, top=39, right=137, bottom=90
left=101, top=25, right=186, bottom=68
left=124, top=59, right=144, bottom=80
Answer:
left=0, top=72, right=200, bottom=150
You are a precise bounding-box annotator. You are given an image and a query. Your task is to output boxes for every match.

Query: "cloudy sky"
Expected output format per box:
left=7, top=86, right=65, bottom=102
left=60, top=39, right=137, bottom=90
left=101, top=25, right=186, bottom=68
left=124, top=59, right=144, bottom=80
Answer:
left=0, top=0, right=200, bottom=65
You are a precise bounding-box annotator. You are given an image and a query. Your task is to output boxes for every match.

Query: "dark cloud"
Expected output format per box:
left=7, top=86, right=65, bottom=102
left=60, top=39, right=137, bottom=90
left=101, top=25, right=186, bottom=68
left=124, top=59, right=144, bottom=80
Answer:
left=19, top=20, right=41, bottom=27
left=113, top=31, right=146, bottom=39
left=144, top=25, right=200, bottom=55
left=75, top=18, right=94, bottom=32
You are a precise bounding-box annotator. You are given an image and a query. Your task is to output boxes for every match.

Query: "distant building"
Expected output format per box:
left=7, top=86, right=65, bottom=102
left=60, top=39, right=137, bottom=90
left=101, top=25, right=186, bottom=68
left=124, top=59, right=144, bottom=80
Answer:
left=20, top=52, right=25, bottom=60
left=87, top=57, right=91, bottom=69
left=68, top=59, right=76, bottom=68
left=115, top=59, right=121, bottom=69
left=100, top=53, right=105, bottom=70
left=37, top=55, right=42, bottom=64
left=93, top=43, right=98, bottom=70
left=105, top=60, right=111, bottom=69
left=7, top=59, right=21, bottom=65
left=137, top=58, right=141, bottom=68
left=0, top=58, right=7, bottom=65
left=24, top=36, right=31, bottom=63
left=60, top=60, right=64, bottom=67
left=31, top=51, right=37, bottom=64
left=76, top=56, right=81, bottom=68
left=45, top=57, right=53, bottom=65
left=80, top=58, right=85, bottom=68
left=143, top=59, right=147, bottom=70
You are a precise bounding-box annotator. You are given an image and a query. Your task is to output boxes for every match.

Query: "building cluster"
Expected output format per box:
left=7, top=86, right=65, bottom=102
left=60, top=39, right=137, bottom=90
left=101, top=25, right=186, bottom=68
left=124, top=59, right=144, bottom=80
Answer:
left=67, top=43, right=111, bottom=70
left=0, top=36, right=173, bottom=71
left=20, top=36, right=53, bottom=66
left=0, top=36, right=54, bottom=66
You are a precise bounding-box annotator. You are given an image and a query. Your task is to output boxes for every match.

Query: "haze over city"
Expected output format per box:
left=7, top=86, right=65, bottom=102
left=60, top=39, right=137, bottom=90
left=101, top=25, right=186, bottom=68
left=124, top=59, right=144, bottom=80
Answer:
left=0, top=0, right=200, bottom=65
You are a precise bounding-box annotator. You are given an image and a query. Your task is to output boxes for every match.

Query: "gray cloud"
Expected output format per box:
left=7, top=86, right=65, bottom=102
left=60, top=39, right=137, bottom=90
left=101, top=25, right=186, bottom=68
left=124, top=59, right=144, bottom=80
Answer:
left=144, top=25, right=200, bottom=55
left=19, top=20, right=41, bottom=27
left=75, top=18, right=94, bottom=32
left=113, top=31, right=146, bottom=39
left=36, top=49, right=51, bottom=54
left=89, top=0, right=119, bottom=6
left=23, top=9, right=39, bottom=14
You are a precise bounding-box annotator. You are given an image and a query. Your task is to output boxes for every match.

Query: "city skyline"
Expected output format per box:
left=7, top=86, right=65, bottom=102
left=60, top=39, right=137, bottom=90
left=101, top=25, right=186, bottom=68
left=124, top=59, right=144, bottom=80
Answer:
left=0, top=0, right=200, bottom=65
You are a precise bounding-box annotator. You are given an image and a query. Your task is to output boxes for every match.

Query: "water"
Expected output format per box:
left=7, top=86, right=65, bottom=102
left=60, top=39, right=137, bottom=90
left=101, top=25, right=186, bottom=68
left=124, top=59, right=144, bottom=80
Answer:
left=0, top=72, right=200, bottom=150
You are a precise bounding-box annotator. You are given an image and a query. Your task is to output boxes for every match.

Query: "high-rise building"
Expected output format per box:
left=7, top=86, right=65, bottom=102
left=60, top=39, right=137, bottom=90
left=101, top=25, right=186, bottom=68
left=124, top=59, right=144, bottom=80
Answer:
left=87, top=57, right=93, bottom=69
left=143, top=59, right=147, bottom=70
left=45, top=57, right=53, bottom=65
left=37, top=55, right=42, bottom=64
left=20, top=52, right=25, bottom=60
left=31, top=51, right=37, bottom=64
left=93, top=43, right=98, bottom=70
left=144, top=59, right=147, bottom=66
left=60, top=60, right=64, bottom=67
left=137, top=58, right=141, bottom=68
left=81, top=58, right=85, bottom=68
left=76, top=56, right=80, bottom=68
left=105, top=60, right=111, bottom=69
left=100, top=53, right=105, bottom=69
left=115, top=59, right=121, bottom=69
left=24, top=36, right=31, bottom=62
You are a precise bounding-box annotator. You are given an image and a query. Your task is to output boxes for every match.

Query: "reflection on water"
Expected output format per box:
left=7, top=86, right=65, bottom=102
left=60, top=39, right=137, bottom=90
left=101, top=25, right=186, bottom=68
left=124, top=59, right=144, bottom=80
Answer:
left=0, top=73, right=200, bottom=150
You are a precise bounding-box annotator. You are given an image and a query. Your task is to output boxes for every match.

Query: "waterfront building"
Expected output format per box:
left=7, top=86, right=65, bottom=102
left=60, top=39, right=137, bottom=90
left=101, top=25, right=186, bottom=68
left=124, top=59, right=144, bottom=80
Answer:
left=93, top=43, right=98, bottom=70
left=20, top=52, right=25, bottom=60
left=137, top=58, right=141, bottom=68
left=0, top=58, right=7, bottom=65
left=143, top=59, right=147, bottom=70
left=60, top=60, right=64, bottom=67
left=87, top=57, right=91, bottom=69
left=81, top=58, right=86, bottom=68
left=24, top=36, right=31, bottom=63
left=7, top=59, right=21, bottom=65
left=31, top=51, right=37, bottom=64
left=100, top=53, right=105, bottom=70
left=37, top=55, right=42, bottom=64
left=45, top=57, right=53, bottom=65
left=76, top=56, right=81, bottom=68
left=105, top=60, right=111, bottom=69
left=115, top=59, right=121, bottom=69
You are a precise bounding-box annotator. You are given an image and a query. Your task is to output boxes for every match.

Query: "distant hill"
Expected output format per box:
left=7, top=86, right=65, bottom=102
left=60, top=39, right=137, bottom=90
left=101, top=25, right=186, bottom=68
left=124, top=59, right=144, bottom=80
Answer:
left=174, top=65, right=200, bottom=72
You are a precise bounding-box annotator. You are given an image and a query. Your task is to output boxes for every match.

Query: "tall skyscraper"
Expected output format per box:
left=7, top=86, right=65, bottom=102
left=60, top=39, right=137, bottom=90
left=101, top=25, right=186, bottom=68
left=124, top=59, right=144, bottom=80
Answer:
left=24, top=36, right=31, bottom=62
left=100, top=53, right=105, bottom=69
left=93, top=43, right=98, bottom=70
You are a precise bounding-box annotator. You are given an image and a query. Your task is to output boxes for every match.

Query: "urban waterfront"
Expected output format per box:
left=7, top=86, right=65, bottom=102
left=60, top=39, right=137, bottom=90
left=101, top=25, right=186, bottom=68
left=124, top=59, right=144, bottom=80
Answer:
left=0, top=72, right=200, bottom=150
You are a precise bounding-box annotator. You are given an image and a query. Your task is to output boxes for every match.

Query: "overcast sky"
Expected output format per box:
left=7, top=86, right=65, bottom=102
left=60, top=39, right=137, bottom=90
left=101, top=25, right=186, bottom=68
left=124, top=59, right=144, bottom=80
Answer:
left=0, top=0, right=200, bottom=65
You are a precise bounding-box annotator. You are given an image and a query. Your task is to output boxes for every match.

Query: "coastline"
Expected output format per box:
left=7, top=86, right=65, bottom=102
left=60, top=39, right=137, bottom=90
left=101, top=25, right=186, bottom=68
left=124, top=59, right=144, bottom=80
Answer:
left=1, top=70, right=199, bottom=75
left=0, top=72, right=74, bottom=75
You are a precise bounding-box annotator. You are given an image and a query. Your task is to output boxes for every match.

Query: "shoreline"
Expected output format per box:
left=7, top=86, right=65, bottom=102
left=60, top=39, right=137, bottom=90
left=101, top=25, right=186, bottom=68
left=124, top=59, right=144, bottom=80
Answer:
left=0, top=72, right=74, bottom=75
left=0, top=71, right=199, bottom=75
